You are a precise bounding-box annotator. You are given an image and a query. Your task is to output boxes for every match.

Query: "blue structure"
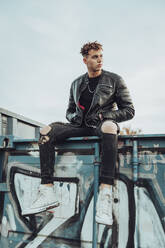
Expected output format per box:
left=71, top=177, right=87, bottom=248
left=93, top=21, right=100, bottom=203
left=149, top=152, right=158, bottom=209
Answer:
left=0, top=109, right=165, bottom=247
left=0, top=108, right=44, bottom=139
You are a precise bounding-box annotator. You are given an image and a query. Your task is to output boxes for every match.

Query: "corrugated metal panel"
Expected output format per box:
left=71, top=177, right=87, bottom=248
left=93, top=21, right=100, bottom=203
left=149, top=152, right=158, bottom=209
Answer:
left=1, top=115, right=8, bottom=136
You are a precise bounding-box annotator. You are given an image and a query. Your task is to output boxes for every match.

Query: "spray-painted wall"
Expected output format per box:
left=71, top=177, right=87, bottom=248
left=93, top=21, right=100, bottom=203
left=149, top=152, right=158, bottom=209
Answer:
left=0, top=133, right=165, bottom=248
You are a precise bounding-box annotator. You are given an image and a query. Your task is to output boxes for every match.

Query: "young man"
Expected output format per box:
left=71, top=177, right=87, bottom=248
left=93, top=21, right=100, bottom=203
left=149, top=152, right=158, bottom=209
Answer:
left=22, top=42, right=135, bottom=225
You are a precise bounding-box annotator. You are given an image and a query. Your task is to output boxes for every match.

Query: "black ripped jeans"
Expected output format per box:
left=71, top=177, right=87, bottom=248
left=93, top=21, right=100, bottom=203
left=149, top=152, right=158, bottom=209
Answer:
left=39, top=121, right=119, bottom=185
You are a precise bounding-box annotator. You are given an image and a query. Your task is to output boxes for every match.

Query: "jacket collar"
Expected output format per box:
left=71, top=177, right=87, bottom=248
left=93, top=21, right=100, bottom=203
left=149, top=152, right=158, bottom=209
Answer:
left=84, top=69, right=104, bottom=84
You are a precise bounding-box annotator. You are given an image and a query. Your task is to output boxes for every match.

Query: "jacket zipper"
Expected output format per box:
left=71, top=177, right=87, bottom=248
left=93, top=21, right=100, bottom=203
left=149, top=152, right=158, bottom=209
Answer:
left=84, top=81, right=100, bottom=127
left=77, top=82, right=88, bottom=126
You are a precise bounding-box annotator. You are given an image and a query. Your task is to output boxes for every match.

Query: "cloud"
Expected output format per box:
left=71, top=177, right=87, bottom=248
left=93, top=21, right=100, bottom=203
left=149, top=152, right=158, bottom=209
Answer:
left=0, top=0, right=165, bottom=134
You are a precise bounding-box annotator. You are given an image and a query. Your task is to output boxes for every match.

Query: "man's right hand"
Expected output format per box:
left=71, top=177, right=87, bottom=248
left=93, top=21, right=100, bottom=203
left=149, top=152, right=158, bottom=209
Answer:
left=99, top=113, right=103, bottom=121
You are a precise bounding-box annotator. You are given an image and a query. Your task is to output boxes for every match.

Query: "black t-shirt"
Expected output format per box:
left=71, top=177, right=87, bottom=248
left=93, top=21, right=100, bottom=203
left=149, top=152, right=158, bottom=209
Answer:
left=79, top=74, right=101, bottom=125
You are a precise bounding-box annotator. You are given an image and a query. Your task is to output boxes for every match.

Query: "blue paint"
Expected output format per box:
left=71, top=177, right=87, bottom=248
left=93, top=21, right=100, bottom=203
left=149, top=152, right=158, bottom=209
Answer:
left=0, top=134, right=165, bottom=247
left=92, top=142, right=100, bottom=248
left=132, top=140, right=138, bottom=182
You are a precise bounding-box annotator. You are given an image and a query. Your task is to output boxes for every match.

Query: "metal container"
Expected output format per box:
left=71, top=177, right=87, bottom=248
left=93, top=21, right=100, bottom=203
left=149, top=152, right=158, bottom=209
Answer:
left=0, top=111, right=165, bottom=247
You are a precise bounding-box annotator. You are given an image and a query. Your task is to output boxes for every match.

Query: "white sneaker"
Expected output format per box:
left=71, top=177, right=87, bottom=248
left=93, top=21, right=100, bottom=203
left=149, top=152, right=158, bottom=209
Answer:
left=22, top=185, right=60, bottom=215
left=95, top=187, right=113, bottom=226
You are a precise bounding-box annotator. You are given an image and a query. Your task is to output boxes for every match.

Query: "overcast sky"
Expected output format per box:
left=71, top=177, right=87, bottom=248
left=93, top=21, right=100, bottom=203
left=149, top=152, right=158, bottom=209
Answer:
left=1, top=0, right=165, bottom=134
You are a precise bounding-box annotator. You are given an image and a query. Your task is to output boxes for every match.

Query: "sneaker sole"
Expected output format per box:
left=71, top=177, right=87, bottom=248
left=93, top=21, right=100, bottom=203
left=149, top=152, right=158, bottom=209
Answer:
left=22, top=201, right=60, bottom=215
left=95, top=216, right=113, bottom=226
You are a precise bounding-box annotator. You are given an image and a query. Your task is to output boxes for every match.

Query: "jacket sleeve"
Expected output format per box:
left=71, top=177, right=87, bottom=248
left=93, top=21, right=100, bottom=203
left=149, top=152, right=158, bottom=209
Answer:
left=66, top=83, right=77, bottom=122
left=102, top=77, right=135, bottom=122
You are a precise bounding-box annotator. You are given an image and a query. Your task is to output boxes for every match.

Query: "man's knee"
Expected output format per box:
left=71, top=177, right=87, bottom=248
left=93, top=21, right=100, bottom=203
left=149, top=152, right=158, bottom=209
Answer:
left=40, top=126, right=51, bottom=135
left=101, top=120, right=117, bottom=134
left=39, top=125, right=52, bottom=144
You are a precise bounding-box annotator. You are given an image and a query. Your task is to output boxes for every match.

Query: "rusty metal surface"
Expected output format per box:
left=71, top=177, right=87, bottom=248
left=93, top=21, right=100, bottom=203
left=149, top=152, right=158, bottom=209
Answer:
left=0, top=134, right=165, bottom=247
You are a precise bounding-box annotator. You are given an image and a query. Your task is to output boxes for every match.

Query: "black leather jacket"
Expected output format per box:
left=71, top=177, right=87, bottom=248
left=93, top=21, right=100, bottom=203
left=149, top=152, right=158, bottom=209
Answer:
left=66, top=69, right=135, bottom=127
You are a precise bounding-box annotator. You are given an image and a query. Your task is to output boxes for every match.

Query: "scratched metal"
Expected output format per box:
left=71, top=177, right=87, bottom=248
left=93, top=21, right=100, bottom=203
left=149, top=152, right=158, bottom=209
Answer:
left=0, top=135, right=165, bottom=248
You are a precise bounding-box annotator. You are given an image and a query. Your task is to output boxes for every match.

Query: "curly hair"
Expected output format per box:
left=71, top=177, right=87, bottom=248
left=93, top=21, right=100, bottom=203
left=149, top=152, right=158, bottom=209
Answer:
left=80, top=41, right=103, bottom=57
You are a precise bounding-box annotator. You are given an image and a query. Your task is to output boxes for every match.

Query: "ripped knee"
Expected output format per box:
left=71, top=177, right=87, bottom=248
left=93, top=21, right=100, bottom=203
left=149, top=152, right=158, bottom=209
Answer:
left=101, top=120, right=117, bottom=134
left=40, top=126, right=51, bottom=135
left=39, top=126, right=51, bottom=145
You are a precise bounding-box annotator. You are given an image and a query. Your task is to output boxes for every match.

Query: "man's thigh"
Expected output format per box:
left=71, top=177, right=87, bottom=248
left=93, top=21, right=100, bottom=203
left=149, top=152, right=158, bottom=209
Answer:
left=49, top=122, right=96, bottom=143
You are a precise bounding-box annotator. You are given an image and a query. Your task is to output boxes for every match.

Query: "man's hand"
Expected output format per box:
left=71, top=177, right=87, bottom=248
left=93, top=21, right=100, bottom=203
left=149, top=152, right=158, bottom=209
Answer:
left=99, top=113, right=103, bottom=121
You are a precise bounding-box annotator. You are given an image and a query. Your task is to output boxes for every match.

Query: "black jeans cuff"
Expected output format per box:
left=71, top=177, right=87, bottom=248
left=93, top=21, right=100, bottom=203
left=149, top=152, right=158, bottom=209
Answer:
left=99, top=176, right=114, bottom=185
left=41, top=177, right=53, bottom=184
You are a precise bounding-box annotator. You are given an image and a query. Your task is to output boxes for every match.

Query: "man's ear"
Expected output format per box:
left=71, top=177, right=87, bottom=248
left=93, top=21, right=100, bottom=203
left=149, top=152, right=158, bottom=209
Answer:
left=83, top=57, right=87, bottom=65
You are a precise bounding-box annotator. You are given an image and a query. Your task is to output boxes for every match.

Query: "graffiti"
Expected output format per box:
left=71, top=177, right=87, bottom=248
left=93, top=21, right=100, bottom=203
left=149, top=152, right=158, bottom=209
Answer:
left=0, top=137, right=165, bottom=247
left=134, top=186, right=165, bottom=247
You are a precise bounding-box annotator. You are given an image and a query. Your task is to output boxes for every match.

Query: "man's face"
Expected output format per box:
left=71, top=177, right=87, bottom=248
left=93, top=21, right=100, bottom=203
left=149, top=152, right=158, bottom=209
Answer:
left=83, top=49, right=103, bottom=73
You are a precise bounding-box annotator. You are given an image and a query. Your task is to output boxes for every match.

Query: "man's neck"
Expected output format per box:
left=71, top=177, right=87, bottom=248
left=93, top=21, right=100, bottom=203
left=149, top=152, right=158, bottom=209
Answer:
left=88, top=70, right=102, bottom=78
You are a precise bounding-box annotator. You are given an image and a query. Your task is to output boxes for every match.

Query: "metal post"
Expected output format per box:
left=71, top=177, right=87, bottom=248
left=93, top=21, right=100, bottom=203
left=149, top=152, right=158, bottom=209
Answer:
left=132, top=139, right=138, bottom=183
left=132, top=139, right=139, bottom=247
left=0, top=113, right=2, bottom=136
left=92, top=142, right=100, bottom=248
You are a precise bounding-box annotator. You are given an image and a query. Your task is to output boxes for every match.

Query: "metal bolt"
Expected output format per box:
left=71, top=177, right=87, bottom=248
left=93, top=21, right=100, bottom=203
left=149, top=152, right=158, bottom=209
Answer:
left=114, top=198, right=119, bottom=203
